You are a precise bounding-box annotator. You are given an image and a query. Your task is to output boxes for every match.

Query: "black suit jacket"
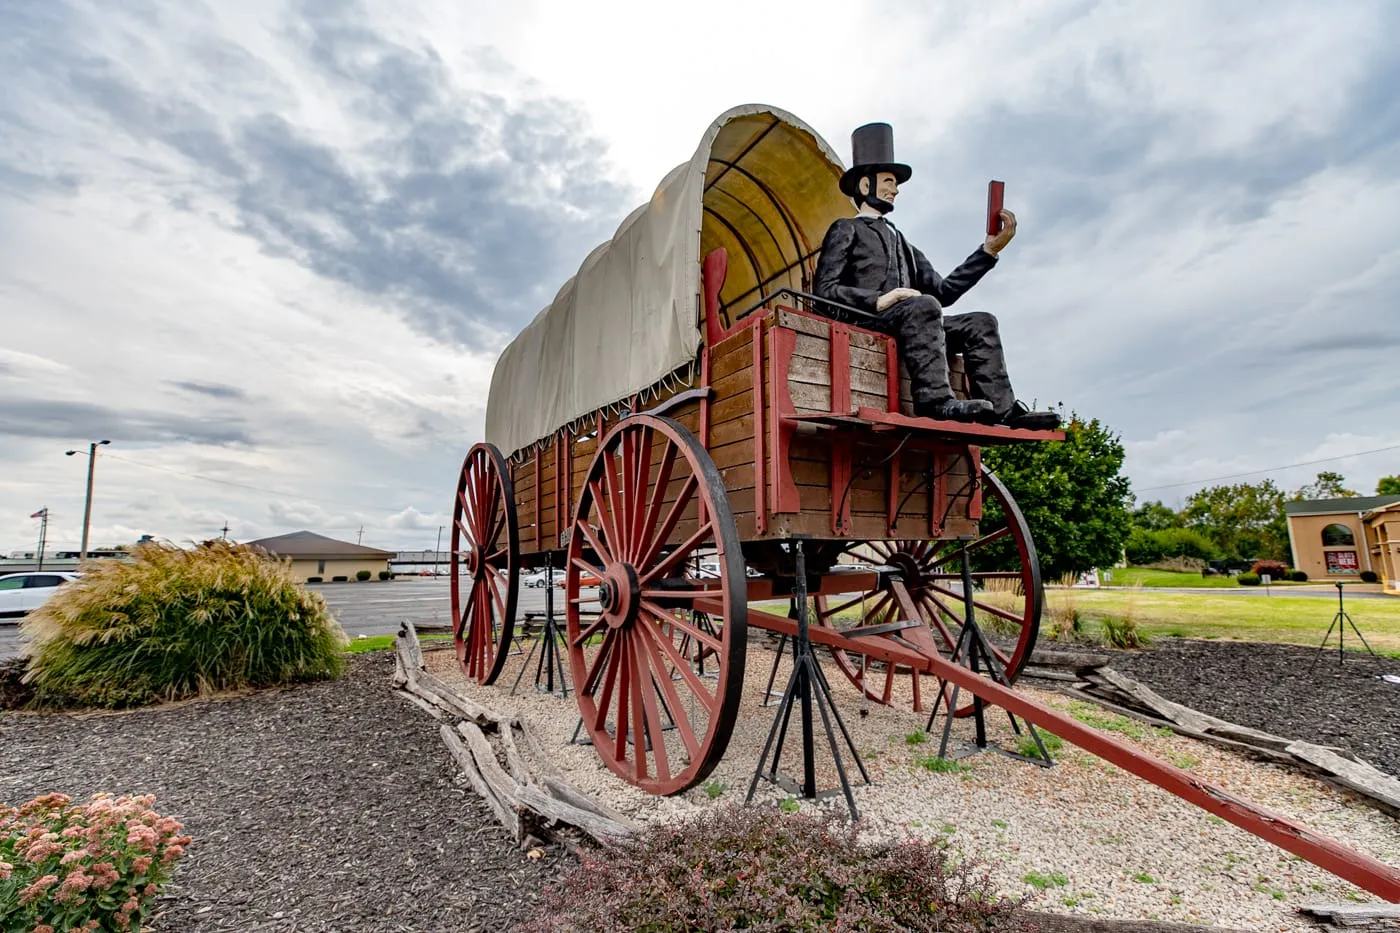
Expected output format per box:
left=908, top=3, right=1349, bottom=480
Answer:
left=812, top=215, right=997, bottom=316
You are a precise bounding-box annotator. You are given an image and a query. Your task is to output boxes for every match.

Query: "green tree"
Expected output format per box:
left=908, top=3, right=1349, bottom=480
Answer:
left=1130, top=499, right=1181, bottom=531
left=1377, top=475, right=1400, bottom=496
left=1182, top=480, right=1289, bottom=562
left=1292, top=470, right=1357, bottom=500
left=981, top=415, right=1133, bottom=579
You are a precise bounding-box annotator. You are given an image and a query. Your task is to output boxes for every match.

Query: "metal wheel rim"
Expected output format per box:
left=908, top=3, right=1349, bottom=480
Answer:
left=565, top=414, right=747, bottom=795
left=450, top=443, right=519, bottom=686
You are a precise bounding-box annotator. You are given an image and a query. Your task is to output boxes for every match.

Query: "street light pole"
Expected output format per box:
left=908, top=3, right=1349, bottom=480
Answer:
left=65, top=440, right=111, bottom=562
left=434, top=525, right=443, bottom=579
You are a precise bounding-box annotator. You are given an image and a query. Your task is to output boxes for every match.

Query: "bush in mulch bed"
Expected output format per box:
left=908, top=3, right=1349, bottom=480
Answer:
left=521, top=806, right=1029, bottom=932
left=1, top=792, right=191, bottom=931
left=18, top=540, right=347, bottom=709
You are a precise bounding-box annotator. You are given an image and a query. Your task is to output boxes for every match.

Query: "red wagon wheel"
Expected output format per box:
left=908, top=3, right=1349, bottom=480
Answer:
left=815, top=466, right=1042, bottom=713
left=450, top=443, right=519, bottom=685
left=565, top=415, right=747, bottom=795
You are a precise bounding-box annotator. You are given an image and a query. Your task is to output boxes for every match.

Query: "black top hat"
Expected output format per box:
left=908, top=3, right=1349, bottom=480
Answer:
left=839, top=122, right=912, bottom=198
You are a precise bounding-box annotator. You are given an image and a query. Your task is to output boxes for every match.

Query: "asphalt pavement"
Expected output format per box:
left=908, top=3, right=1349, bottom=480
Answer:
left=0, top=576, right=557, bottom=659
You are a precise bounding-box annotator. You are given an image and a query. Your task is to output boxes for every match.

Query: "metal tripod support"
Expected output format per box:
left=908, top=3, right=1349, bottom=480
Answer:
left=1308, top=581, right=1381, bottom=673
left=925, top=538, right=1052, bottom=767
left=511, top=553, right=570, bottom=698
left=746, top=537, right=869, bottom=819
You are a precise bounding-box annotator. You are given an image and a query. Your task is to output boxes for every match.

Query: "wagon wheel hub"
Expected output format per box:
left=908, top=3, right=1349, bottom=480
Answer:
left=463, top=543, right=481, bottom=577
left=886, top=551, right=927, bottom=595
left=598, top=564, right=641, bottom=629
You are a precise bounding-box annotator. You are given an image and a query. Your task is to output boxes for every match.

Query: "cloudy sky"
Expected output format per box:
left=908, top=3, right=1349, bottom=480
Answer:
left=3, top=0, right=1398, bottom=553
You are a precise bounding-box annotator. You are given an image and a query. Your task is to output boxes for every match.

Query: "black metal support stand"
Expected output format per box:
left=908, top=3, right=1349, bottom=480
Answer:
left=746, top=538, right=869, bottom=819
left=924, top=539, right=1052, bottom=768
left=511, top=553, right=569, bottom=698
left=1308, top=582, right=1381, bottom=673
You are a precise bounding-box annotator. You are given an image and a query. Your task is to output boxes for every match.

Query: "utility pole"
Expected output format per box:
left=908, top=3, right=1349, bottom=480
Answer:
left=32, top=507, right=48, bottom=571
left=357, top=525, right=364, bottom=546
left=65, top=440, right=110, bottom=562
left=220, top=522, right=230, bottom=540
left=434, top=525, right=443, bottom=579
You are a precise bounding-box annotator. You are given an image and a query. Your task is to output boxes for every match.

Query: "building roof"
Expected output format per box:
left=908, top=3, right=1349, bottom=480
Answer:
left=248, top=530, right=394, bottom=559
left=1284, top=495, right=1400, bottom=517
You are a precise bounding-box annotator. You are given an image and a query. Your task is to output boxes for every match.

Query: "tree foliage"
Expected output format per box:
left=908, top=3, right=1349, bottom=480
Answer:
left=981, top=415, right=1133, bottom=579
left=1292, top=470, right=1357, bottom=500
left=1131, top=499, right=1181, bottom=531
left=1377, top=475, right=1400, bottom=496
left=1182, top=480, right=1289, bottom=562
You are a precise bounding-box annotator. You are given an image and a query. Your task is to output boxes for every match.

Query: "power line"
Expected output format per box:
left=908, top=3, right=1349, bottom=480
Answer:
left=1134, top=442, right=1400, bottom=493
left=101, top=453, right=411, bottom=513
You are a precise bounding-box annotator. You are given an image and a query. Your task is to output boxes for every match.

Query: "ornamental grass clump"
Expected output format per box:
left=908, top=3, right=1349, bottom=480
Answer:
left=0, top=792, right=191, bottom=931
left=524, top=806, right=1028, bottom=932
left=21, top=541, right=347, bottom=709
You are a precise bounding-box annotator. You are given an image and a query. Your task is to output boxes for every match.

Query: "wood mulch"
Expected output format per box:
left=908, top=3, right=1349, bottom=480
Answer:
left=6, top=638, right=1393, bottom=930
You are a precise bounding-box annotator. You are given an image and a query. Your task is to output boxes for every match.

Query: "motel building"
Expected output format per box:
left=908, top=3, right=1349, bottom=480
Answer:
left=1284, top=495, right=1400, bottom=594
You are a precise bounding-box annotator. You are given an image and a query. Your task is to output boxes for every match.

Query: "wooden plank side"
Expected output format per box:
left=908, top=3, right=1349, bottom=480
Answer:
left=774, top=309, right=830, bottom=339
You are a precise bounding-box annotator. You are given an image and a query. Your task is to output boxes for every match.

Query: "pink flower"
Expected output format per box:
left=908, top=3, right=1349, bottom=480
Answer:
left=59, top=869, right=93, bottom=893
left=33, top=925, right=55, bottom=933
left=131, top=856, right=152, bottom=874
left=19, top=873, right=59, bottom=905
left=0, top=860, right=12, bottom=880
left=143, top=883, right=157, bottom=896
left=122, top=896, right=138, bottom=912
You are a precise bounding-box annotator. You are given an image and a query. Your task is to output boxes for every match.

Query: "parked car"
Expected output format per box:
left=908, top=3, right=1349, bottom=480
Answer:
left=522, top=569, right=560, bottom=588
left=0, top=572, right=80, bottom=618
left=558, top=571, right=602, bottom=588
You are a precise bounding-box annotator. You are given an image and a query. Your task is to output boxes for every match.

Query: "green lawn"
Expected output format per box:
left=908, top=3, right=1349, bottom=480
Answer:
left=1051, top=589, right=1400, bottom=654
left=1098, top=568, right=1304, bottom=589
left=346, top=633, right=451, bottom=654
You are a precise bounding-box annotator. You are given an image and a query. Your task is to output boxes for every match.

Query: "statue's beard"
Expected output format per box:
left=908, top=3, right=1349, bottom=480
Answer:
left=863, top=193, right=894, bottom=214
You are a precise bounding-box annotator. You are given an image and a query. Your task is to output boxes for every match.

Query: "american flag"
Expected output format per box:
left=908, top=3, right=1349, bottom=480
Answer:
left=30, top=508, right=47, bottom=519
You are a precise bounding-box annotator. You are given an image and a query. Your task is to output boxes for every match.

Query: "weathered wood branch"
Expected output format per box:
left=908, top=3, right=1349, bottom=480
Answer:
left=393, top=623, right=635, bottom=848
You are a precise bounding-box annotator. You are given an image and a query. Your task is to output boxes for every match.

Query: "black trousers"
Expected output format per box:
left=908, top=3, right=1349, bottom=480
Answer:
left=870, top=296, right=1014, bottom=412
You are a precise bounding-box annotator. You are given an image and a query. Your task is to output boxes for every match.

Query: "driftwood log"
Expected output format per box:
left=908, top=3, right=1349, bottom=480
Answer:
left=393, top=621, right=635, bottom=849
left=1023, top=649, right=1400, bottom=818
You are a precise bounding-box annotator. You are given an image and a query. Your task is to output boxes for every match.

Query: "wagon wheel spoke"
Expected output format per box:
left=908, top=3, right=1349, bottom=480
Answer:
left=450, top=443, right=518, bottom=686
left=566, top=415, right=743, bottom=794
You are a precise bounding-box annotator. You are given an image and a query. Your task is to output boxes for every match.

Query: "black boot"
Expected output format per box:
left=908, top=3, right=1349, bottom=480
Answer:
left=913, top=397, right=994, bottom=423
left=998, top=400, right=1060, bottom=431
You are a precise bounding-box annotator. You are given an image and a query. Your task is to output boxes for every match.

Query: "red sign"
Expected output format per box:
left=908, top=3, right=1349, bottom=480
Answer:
left=1325, top=550, right=1359, bottom=574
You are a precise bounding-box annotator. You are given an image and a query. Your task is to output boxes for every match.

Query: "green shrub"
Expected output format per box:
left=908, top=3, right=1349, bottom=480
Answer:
left=522, top=807, right=1026, bottom=932
left=331, top=575, right=348, bottom=583
left=1237, top=572, right=1260, bottom=586
left=1125, top=527, right=1218, bottom=565
left=356, top=570, right=372, bottom=581
left=378, top=570, right=392, bottom=581
left=1360, top=570, right=1379, bottom=583
left=1100, top=615, right=1149, bottom=649
left=0, top=792, right=191, bottom=931
left=1288, top=569, right=1308, bottom=582
left=20, top=541, right=347, bottom=709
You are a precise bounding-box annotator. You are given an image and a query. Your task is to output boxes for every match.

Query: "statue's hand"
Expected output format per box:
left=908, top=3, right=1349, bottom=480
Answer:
left=984, top=209, right=1017, bottom=255
left=875, top=288, right=922, bottom=312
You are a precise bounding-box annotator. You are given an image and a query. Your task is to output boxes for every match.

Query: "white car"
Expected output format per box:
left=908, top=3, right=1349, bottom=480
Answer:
left=0, top=572, right=80, bottom=618
left=521, top=569, right=560, bottom=588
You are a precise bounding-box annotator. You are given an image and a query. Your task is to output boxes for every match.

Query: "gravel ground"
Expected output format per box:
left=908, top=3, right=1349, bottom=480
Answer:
left=3, top=640, right=1397, bottom=931
left=1106, top=639, right=1400, bottom=778
left=428, top=638, right=1400, bottom=931
left=0, top=653, right=561, bottom=932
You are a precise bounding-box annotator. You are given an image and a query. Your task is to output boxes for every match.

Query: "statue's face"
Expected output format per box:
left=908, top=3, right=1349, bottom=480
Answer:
left=859, top=172, right=900, bottom=204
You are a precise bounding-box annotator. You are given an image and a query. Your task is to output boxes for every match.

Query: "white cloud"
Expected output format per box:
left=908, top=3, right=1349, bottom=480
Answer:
left=2, top=0, right=1399, bottom=552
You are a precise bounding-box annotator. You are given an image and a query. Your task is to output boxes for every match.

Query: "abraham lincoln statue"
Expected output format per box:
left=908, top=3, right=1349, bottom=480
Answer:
left=812, top=122, right=1058, bottom=429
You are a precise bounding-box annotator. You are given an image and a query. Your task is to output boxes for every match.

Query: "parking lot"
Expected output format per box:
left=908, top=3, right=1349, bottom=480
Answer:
left=0, top=576, right=565, bottom=660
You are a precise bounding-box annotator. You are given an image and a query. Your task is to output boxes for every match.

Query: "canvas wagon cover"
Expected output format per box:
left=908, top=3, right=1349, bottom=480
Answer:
left=484, top=105, right=847, bottom=455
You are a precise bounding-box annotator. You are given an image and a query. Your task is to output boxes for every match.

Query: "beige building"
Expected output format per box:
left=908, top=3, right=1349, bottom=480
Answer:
left=1284, top=495, right=1400, bottom=591
left=249, top=530, right=393, bottom=583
